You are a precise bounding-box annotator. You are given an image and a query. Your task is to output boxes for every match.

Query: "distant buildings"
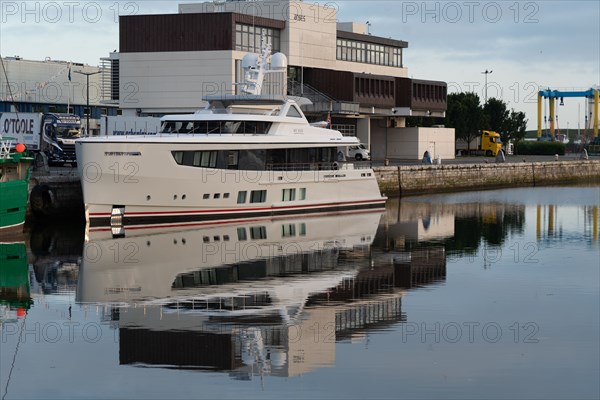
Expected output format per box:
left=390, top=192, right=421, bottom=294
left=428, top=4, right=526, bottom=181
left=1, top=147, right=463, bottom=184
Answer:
left=0, top=56, right=118, bottom=134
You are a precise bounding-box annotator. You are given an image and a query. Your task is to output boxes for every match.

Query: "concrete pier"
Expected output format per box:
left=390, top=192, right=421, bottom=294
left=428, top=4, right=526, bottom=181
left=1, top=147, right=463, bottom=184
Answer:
left=28, top=167, right=83, bottom=219
left=374, top=160, right=600, bottom=197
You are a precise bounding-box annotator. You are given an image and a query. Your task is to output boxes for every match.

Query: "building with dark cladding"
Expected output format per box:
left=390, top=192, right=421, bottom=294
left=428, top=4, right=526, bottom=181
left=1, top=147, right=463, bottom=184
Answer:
left=108, top=1, right=454, bottom=160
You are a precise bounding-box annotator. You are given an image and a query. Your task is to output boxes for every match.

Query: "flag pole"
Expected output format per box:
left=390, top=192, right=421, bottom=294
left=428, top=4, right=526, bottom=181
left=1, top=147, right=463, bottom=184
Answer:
left=67, top=62, right=71, bottom=112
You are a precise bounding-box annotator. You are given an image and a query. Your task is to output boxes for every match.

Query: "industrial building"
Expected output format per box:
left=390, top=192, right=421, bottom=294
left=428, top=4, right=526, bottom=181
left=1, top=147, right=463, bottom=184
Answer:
left=109, top=0, right=455, bottom=160
left=0, top=57, right=118, bottom=134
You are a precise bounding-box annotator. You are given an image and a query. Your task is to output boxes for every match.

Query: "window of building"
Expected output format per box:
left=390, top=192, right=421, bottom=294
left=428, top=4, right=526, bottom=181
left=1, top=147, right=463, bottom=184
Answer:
left=336, top=38, right=403, bottom=67
left=235, top=23, right=280, bottom=53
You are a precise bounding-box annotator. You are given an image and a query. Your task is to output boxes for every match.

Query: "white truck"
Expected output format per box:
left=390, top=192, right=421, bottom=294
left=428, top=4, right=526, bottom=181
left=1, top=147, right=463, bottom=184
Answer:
left=340, top=143, right=371, bottom=161
left=0, top=112, right=82, bottom=165
left=310, top=121, right=371, bottom=161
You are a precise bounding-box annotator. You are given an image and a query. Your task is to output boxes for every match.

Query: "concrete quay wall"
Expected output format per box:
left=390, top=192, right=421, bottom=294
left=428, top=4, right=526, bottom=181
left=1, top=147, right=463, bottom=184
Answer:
left=374, top=160, right=600, bottom=197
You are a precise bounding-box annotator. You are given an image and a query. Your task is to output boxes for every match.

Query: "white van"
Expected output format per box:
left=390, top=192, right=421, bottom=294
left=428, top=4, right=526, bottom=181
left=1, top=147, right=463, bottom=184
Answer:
left=344, top=143, right=370, bottom=161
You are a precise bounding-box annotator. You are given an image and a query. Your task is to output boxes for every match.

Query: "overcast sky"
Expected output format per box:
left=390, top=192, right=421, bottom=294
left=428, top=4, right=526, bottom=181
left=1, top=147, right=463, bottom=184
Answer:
left=1, top=0, right=598, bottom=131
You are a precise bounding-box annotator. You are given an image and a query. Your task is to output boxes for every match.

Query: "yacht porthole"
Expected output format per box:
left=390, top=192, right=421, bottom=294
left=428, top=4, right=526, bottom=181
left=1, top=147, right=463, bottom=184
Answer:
left=182, top=194, right=187, bottom=200
left=146, top=195, right=151, bottom=201
left=173, top=195, right=178, bottom=200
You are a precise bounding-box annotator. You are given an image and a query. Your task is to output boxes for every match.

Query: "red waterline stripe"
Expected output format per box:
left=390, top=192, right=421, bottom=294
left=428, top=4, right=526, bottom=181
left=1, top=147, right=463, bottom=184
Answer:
left=89, top=199, right=385, bottom=218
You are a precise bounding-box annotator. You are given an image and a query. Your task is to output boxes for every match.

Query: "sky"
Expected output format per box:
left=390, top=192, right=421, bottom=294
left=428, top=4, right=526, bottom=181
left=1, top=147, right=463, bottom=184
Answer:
left=0, top=0, right=599, bottom=131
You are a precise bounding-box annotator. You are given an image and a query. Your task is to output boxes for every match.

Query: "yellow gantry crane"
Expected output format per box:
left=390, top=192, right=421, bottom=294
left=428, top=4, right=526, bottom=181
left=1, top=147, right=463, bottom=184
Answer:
left=538, top=88, right=599, bottom=139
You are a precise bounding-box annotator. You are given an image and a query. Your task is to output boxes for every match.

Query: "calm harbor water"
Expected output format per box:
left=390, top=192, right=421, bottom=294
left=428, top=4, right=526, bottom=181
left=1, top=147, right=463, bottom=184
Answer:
left=1, top=186, right=599, bottom=399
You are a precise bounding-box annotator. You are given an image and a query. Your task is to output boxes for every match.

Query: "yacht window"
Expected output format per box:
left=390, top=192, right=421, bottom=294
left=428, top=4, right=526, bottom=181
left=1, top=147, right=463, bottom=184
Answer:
left=250, top=226, right=267, bottom=240
left=162, top=120, right=271, bottom=134
left=237, top=191, right=247, bottom=204
left=214, top=193, right=220, bottom=199
left=299, top=223, right=306, bottom=236
left=237, top=227, right=247, bottom=241
left=282, top=224, right=296, bottom=238
left=299, top=188, right=306, bottom=200
left=282, top=188, right=296, bottom=201
left=228, top=151, right=239, bottom=169
left=250, top=190, right=267, bottom=203
left=173, top=151, right=183, bottom=164
left=223, top=121, right=241, bottom=133
left=172, top=151, right=217, bottom=168
left=286, top=106, right=303, bottom=118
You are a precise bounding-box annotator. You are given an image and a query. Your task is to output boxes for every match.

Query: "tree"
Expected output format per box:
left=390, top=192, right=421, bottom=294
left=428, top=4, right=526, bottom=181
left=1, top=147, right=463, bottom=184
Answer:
left=506, top=110, right=528, bottom=144
left=483, top=98, right=509, bottom=139
left=482, top=97, right=528, bottom=153
left=447, top=92, right=484, bottom=151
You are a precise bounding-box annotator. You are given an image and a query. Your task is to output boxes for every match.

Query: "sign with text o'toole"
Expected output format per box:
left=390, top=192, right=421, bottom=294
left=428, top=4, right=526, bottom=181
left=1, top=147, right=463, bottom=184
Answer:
left=0, top=112, right=42, bottom=150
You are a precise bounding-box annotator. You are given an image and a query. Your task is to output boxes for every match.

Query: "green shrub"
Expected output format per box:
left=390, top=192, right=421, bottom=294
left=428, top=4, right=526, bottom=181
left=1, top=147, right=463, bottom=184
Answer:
left=515, top=141, right=565, bottom=155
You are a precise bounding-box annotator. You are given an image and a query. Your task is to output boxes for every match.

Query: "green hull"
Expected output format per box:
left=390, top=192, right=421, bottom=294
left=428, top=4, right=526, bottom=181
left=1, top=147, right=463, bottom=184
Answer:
left=0, top=242, right=32, bottom=309
left=0, top=179, right=29, bottom=229
left=0, top=150, right=32, bottom=230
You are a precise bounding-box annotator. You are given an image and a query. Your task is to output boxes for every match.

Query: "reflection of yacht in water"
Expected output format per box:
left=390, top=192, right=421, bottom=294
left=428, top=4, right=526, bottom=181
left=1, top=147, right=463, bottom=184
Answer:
left=78, top=212, right=382, bottom=307
left=78, top=212, right=381, bottom=376
left=77, top=211, right=447, bottom=378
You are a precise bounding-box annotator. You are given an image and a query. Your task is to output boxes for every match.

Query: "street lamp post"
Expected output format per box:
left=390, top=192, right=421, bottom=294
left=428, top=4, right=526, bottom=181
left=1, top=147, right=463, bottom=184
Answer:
left=481, top=69, right=493, bottom=104
left=74, top=70, right=101, bottom=135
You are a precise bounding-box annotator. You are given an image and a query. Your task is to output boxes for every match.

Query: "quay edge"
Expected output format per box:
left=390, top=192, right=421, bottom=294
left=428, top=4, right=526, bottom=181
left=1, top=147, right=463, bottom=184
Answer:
left=374, top=160, right=600, bottom=197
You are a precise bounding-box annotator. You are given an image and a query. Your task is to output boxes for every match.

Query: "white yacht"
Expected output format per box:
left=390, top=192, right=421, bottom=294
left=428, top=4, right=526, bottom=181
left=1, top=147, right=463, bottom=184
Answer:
left=76, top=42, right=386, bottom=231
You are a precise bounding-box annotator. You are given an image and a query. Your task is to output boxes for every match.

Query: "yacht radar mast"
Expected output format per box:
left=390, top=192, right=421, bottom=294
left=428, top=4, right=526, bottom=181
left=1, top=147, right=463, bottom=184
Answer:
left=239, top=36, right=287, bottom=96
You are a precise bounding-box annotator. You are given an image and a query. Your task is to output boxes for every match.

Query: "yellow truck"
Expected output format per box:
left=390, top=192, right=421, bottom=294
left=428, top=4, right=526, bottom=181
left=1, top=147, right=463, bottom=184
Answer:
left=456, top=130, right=503, bottom=157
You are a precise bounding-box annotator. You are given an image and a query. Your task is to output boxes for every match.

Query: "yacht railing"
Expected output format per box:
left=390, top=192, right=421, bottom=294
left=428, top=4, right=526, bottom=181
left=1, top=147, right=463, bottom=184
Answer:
left=265, top=161, right=372, bottom=171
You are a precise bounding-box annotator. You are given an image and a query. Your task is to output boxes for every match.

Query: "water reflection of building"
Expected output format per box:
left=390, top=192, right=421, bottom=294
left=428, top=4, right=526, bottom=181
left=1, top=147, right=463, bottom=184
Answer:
left=77, top=211, right=446, bottom=378
left=377, top=198, right=526, bottom=258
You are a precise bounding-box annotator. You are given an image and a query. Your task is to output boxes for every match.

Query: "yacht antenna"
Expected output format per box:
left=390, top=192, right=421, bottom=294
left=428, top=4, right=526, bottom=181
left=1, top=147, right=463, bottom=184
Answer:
left=240, top=36, right=271, bottom=96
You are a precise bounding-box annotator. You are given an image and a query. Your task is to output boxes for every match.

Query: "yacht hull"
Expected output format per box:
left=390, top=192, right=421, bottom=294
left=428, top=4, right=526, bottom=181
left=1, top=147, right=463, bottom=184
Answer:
left=76, top=140, right=386, bottom=231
